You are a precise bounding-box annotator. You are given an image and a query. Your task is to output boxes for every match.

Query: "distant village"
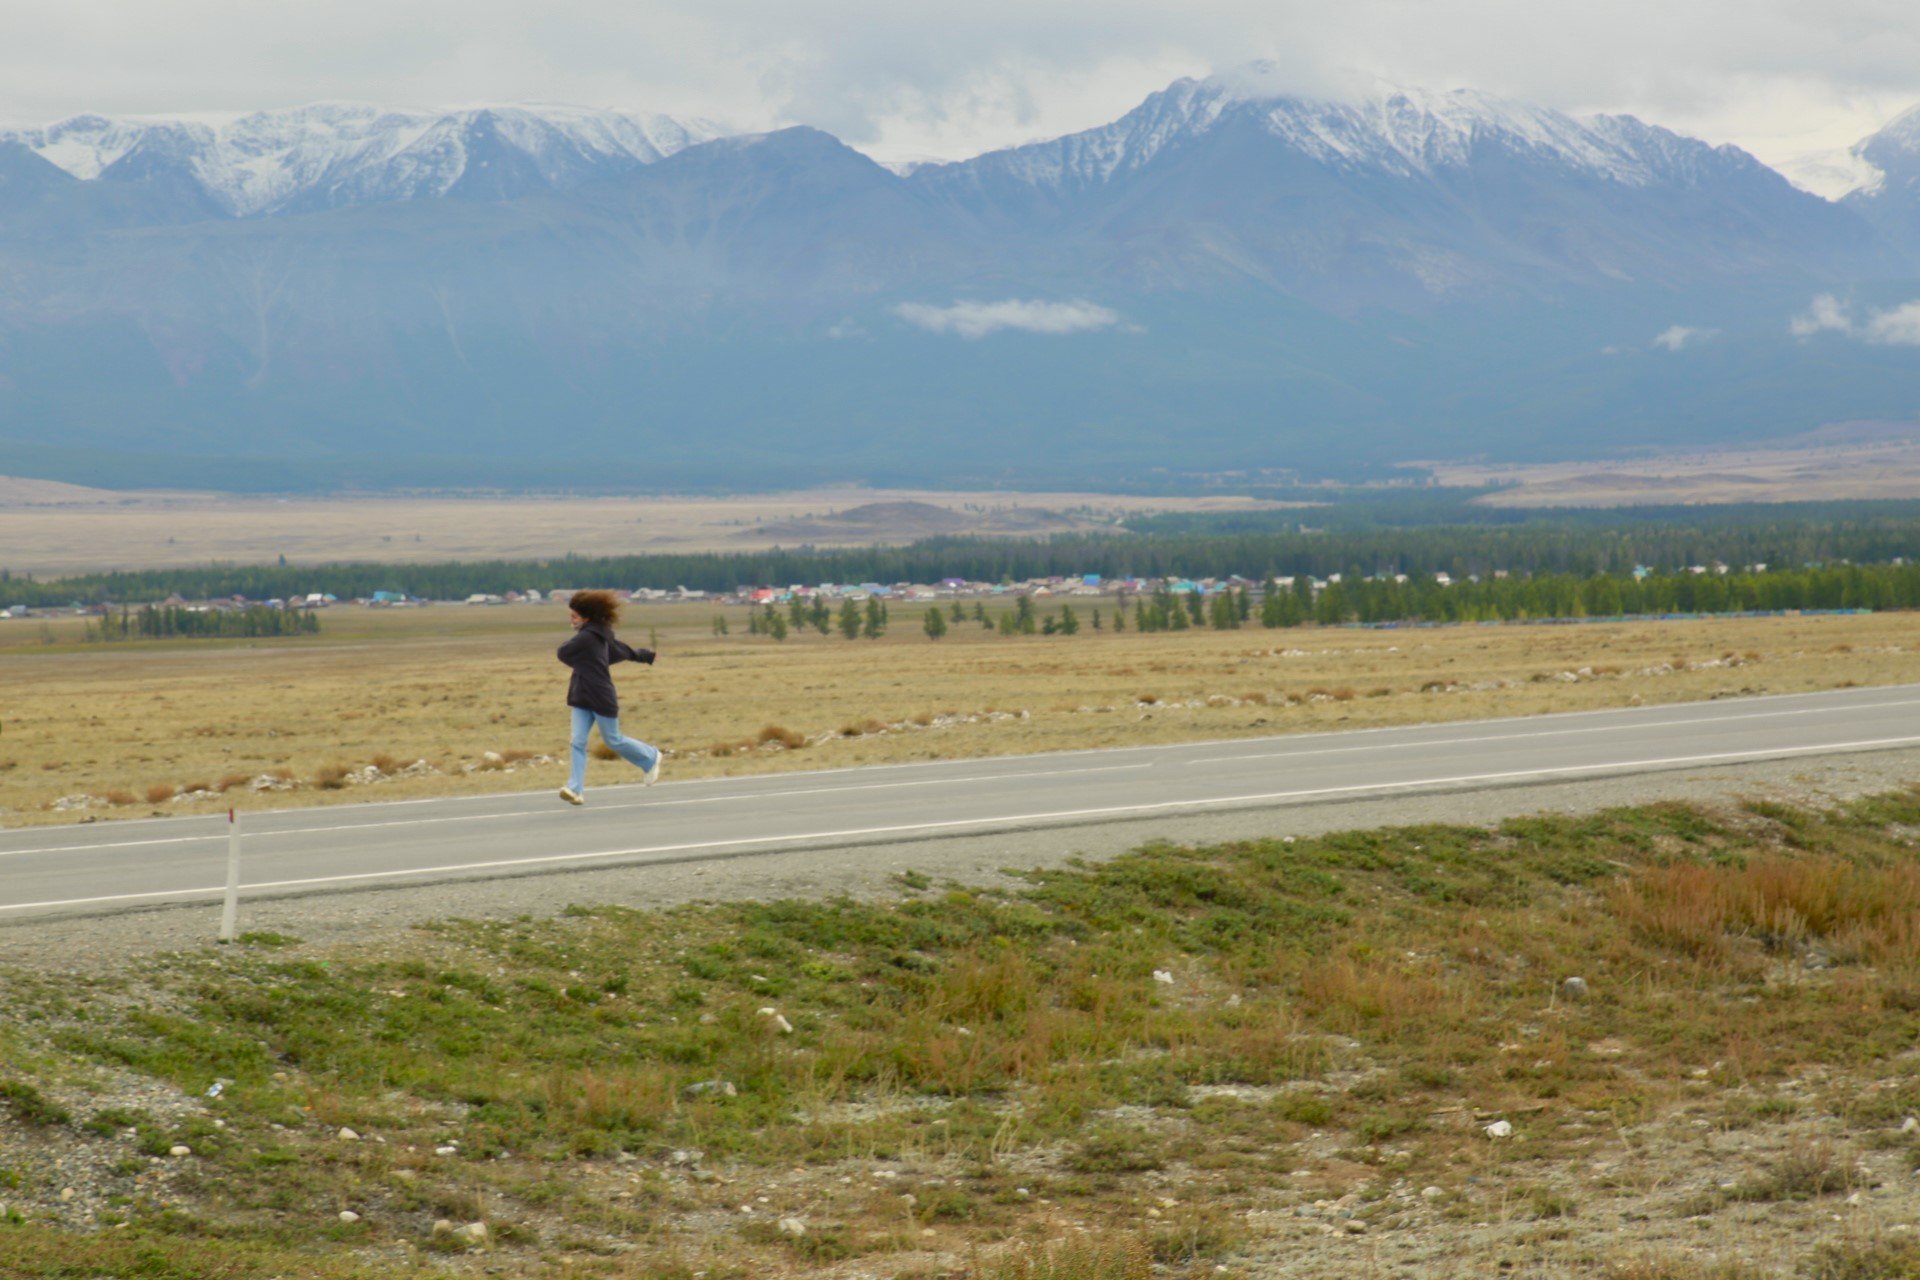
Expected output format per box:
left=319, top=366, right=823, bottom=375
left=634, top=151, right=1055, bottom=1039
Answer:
left=0, top=564, right=1742, bottom=620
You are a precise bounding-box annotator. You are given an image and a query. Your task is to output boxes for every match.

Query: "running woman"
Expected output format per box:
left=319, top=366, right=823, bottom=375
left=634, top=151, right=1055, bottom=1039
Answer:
left=556, top=589, right=660, bottom=805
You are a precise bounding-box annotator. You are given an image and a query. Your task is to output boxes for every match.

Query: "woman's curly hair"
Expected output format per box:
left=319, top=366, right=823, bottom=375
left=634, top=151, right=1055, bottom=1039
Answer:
left=568, top=589, right=622, bottom=626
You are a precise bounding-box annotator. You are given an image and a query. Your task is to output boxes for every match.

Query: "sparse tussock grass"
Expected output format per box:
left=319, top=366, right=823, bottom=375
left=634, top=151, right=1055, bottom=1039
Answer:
left=1800, top=1233, right=1920, bottom=1279
left=1612, top=854, right=1920, bottom=964
left=1298, top=957, right=1451, bottom=1036
left=144, top=783, right=176, bottom=804
left=312, top=763, right=350, bottom=790
left=756, top=724, right=806, bottom=750
left=974, top=1236, right=1152, bottom=1280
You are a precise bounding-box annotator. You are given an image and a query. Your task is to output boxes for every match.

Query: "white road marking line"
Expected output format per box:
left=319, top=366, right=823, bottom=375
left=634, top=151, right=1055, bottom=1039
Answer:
left=7, top=733, right=1920, bottom=914
left=1183, top=697, right=1920, bottom=765
left=0, top=763, right=1156, bottom=859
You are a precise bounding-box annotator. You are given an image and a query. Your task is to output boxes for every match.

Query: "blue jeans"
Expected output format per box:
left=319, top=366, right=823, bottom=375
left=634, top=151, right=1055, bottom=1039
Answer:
left=568, top=707, right=659, bottom=793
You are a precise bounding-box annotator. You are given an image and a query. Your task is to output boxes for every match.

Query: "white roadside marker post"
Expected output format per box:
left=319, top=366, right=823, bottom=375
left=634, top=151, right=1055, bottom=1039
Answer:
left=219, top=807, right=241, bottom=943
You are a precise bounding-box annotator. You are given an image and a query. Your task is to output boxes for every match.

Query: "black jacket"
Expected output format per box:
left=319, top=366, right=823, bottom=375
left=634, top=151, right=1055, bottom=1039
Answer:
left=557, top=621, right=654, bottom=717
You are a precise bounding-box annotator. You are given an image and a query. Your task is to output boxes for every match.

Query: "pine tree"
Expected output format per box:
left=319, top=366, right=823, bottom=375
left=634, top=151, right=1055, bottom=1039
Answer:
left=838, top=599, right=861, bottom=639
left=863, top=597, right=885, bottom=639
left=768, top=612, right=789, bottom=641
left=1059, top=605, right=1080, bottom=635
left=923, top=606, right=948, bottom=640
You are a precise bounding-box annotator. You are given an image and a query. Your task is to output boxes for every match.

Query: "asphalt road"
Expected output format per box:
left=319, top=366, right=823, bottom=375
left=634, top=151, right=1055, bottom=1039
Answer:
left=6, top=684, right=1920, bottom=924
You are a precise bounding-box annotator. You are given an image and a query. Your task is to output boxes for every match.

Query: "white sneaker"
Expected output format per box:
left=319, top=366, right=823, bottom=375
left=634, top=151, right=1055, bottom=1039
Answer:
left=559, top=787, right=584, bottom=806
left=641, top=759, right=662, bottom=786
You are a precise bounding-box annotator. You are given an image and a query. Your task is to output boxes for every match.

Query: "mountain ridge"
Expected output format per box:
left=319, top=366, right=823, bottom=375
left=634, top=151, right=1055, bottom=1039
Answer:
left=0, top=70, right=1917, bottom=491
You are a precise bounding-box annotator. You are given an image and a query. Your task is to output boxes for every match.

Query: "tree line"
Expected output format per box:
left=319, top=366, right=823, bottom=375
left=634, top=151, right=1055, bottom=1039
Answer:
left=734, top=561, right=1911, bottom=642
left=84, top=604, right=322, bottom=642
left=6, top=504, right=1920, bottom=608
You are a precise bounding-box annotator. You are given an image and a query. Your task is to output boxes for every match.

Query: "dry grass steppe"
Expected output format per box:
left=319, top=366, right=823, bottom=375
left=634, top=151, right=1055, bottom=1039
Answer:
left=0, top=484, right=1288, bottom=576
left=1423, top=422, right=1920, bottom=507
left=3, top=604, right=1918, bottom=827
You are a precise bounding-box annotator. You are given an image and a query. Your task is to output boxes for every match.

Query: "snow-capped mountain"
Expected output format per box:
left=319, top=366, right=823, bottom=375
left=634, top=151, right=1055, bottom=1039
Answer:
left=1843, top=105, right=1920, bottom=251
left=912, top=69, right=1875, bottom=300
left=920, top=68, right=1773, bottom=198
left=0, top=104, right=728, bottom=216
left=0, top=68, right=1914, bottom=493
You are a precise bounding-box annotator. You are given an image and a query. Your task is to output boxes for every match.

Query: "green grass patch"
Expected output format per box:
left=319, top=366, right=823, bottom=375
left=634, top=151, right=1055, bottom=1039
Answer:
left=4, top=792, right=1920, bottom=1272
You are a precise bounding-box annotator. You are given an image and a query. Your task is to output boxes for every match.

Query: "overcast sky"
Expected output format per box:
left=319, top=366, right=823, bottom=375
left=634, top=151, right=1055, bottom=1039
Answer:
left=4, top=0, right=1918, bottom=183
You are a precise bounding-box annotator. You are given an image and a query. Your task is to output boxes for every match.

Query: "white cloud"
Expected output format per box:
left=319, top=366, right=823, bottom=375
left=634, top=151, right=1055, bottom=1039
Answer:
left=1790, top=293, right=1920, bottom=345
left=1864, top=301, right=1920, bottom=346
left=893, top=298, right=1130, bottom=339
left=1653, top=325, right=1718, bottom=351
left=5, top=2, right=1920, bottom=170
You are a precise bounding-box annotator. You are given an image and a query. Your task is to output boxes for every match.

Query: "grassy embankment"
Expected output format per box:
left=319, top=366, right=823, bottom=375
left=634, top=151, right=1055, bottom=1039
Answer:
left=3, top=605, right=1919, bottom=826
left=4, top=793, right=1920, bottom=1277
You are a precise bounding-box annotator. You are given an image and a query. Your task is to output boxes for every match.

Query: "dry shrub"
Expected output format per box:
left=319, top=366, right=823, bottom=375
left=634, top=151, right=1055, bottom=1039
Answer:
left=1241, top=691, right=1269, bottom=705
left=911, top=711, right=935, bottom=726
left=500, top=748, right=538, bottom=763
left=590, top=743, right=618, bottom=761
left=1299, top=958, right=1451, bottom=1035
left=1612, top=855, right=1920, bottom=964
left=1365, top=686, right=1392, bottom=698
left=313, top=764, right=350, bottom=790
left=757, top=724, right=805, bottom=750
left=102, top=789, right=137, bottom=806
left=1329, top=686, right=1357, bottom=702
left=885, top=1015, right=1011, bottom=1094
left=369, top=752, right=401, bottom=773
left=1606, top=1256, right=1771, bottom=1280
left=923, top=948, right=1036, bottom=1025
left=145, top=783, right=177, bottom=804
left=974, top=1236, right=1152, bottom=1280
left=180, top=780, right=211, bottom=796
left=707, top=742, right=738, bottom=758
left=838, top=718, right=885, bottom=737
left=1177, top=1012, right=1331, bottom=1084
left=545, top=1067, right=675, bottom=1135
left=1136, top=693, right=1161, bottom=705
